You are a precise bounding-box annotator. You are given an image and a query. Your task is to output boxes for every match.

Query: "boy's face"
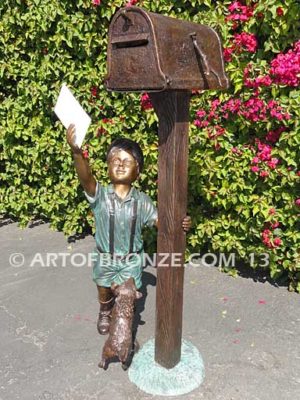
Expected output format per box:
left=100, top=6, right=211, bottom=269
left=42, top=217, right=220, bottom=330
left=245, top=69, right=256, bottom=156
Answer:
left=107, top=149, right=139, bottom=185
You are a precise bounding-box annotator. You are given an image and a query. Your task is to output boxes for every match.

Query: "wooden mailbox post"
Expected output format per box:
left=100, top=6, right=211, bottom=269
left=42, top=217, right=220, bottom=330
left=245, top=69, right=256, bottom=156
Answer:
left=106, top=6, right=229, bottom=369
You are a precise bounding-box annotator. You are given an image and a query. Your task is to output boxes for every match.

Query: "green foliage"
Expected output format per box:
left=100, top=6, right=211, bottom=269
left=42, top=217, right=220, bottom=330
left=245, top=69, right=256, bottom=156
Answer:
left=0, top=0, right=299, bottom=291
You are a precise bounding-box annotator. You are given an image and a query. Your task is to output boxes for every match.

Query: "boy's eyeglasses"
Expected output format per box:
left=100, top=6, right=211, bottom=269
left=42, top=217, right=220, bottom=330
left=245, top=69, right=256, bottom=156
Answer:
left=110, top=158, right=136, bottom=168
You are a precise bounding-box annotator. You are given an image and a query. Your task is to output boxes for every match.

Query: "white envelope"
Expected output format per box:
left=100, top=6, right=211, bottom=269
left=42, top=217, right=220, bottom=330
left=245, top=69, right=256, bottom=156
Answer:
left=54, top=84, right=91, bottom=148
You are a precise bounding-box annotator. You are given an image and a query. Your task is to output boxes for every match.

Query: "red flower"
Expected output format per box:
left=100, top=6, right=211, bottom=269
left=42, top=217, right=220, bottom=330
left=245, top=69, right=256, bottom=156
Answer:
left=102, top=118, right=114, bottom=124
left=97, top=127, right=107, bottom=136
left=92, top=0, right=101, bottom=5
left=90, top=86, right=98, bottom=97
left=141, top=93, right=153, bottom=110
left=268, top=208, right=276, bottom=215
left=273, top=237, right=282, bottom=247
left=276, top=7, right=284, bottom=16
left=82, top=149, right=89, bottom=159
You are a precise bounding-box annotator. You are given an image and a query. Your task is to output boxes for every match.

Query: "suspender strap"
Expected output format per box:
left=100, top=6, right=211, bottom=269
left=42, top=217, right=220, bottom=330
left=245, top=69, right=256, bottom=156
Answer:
left=102, top=193, right=138, bottom=256
left=108, top=193, right=115, bottom=255
left=129, top=199, right=138, bottom=254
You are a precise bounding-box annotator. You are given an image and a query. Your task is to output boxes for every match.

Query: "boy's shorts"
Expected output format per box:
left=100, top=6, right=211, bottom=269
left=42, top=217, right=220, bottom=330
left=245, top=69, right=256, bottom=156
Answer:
left=92, top=249, right=144, bottom=289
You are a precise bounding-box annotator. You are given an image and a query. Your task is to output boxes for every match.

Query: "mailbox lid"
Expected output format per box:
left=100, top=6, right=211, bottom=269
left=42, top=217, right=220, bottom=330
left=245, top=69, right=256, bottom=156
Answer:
left=150, top=12, right=229, bottom=90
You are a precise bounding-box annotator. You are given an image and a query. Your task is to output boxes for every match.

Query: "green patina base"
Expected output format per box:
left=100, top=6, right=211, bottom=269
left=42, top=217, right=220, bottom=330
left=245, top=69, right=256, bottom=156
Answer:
left=128, top=339, right=205, bottom=396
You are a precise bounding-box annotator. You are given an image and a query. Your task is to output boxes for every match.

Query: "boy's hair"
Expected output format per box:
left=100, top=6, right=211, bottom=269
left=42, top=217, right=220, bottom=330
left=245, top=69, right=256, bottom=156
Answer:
left=107, top=138, right=144, bottom=172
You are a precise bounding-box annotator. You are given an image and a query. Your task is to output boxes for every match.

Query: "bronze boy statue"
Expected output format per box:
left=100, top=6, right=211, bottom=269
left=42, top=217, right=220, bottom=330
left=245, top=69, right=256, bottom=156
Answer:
left=66, top=124, right=191, bottom=335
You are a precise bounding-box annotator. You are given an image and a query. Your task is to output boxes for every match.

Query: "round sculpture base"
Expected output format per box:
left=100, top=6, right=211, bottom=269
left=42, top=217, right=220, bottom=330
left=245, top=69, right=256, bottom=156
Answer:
left=128, top=338, right=205, bottom=396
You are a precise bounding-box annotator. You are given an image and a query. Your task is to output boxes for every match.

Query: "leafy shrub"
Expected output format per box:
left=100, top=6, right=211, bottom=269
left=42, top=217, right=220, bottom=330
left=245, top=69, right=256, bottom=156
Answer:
left=0, top=0, right=299, bottom=290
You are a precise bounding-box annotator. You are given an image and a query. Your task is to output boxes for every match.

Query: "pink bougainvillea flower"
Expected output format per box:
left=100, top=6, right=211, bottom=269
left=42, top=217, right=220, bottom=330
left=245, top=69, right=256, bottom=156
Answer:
left=251, top=166, right=260, bottom=173
left=244, top=74, right=272, bottom=88
left=270, top=40, right=300, bottom=87
left=196, top=110, right=206, bottom=119
left=126, top=0, right=138, bottom=7
left=261, top=229, right=273, bottom=248
left=258, top=299, right=266, bottom=304
left=267, top=158, right=279, bottom=169
left=265, top=127, right=286, bottom=143
left=141, top=93, right=153, bottom=110
left=234, top=32, right=258, bottom=53
left=227, top=1, right=253, bottom=23
left=270, top=221, right=280, bottom=229
left=222, top=98, right=241, bottom=113
left=256, top=141, right=272, bottom=161
left=273, top=237, right=282, bottom=247
left=223, top=46, right=235, bottom=62
left=92, top=0, right=101, bottom=6
left=295, top=199, right=300, bottom=206
left=260, top=170, right=269, bottom=178
left=228, top=1, right=240, bottom=13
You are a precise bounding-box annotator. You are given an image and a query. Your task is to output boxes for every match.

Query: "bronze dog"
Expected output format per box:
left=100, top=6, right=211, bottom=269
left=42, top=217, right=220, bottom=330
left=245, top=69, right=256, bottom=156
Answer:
left=98, top=277, right=142, bottom=370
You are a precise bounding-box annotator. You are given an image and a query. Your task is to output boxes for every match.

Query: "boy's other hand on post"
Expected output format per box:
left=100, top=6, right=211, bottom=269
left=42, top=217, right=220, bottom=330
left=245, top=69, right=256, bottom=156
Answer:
left=182, top=216, right=191, bottom=232
left=67, top=124, right=81, bottom=154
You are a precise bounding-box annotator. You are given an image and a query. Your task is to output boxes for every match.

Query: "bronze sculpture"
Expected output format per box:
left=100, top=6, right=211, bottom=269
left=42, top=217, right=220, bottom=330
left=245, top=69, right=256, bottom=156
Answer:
left=98, top=277, right=142, bottom=370
left=66, top=124, right=191, bottom=367
left=105, top=6, right=228, bottom=369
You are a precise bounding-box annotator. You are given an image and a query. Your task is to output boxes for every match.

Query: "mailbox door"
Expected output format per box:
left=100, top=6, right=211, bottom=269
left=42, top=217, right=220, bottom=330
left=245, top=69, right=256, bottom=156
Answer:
left=106, top=9, right=167, bottom=91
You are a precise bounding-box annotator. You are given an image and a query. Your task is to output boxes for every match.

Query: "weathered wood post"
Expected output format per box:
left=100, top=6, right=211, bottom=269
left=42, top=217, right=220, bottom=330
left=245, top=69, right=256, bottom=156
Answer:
left=149, top=90, right=190, bottom=368
left=105, top=6, right=229, bottom=370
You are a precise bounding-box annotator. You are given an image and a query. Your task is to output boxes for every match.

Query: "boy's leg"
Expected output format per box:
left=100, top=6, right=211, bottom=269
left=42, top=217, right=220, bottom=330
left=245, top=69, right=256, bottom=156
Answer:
left=97, top=286, right=114, bottom=335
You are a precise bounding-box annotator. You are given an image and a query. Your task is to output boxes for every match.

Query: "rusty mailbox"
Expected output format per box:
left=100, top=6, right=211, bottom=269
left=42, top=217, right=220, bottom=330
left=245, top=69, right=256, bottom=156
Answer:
left=106, top=6, right=229, bottom=91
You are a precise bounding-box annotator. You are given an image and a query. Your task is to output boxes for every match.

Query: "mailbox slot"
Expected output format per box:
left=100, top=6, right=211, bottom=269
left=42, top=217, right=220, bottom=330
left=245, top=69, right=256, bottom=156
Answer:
left=112, top=33, right=149, bottom=48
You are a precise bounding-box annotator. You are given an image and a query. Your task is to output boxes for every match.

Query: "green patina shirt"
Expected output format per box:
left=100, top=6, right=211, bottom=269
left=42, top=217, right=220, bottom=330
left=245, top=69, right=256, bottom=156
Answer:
left=85, top=182, right=157, bottom=289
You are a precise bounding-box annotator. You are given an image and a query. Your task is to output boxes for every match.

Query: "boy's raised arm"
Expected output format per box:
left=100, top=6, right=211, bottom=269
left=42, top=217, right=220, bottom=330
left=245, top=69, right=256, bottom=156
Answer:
left=66, top=124, right=97, bottom=197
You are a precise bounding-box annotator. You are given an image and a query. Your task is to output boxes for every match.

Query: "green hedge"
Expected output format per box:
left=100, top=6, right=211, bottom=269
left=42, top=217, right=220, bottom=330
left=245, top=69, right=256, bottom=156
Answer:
left=0, top=0, right=299, bottom=290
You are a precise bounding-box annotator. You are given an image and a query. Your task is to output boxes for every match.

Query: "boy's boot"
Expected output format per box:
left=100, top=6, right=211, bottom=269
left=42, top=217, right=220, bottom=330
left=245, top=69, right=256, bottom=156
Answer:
left=97, top=286, right=114, bottom=335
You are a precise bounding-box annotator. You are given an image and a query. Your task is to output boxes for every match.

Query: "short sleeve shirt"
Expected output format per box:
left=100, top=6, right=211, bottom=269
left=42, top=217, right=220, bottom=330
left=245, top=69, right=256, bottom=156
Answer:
left=85, top=182, right=157, bottom=256
left=84, top=183, right=157, bottom=289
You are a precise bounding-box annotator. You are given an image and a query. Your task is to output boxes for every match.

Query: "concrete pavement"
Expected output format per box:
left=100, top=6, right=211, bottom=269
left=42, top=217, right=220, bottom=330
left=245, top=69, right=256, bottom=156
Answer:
left=0, top=222, right=299, bottom=400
